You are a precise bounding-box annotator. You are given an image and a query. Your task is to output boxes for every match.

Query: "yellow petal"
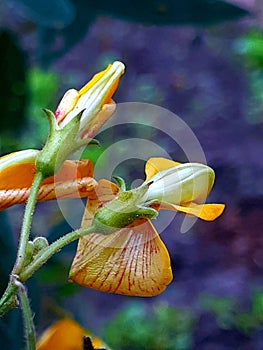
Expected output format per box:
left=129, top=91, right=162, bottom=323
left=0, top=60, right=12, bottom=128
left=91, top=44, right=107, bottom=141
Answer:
left=69, top=219, right=172, bottom=297
left=36, top=318, right=85, bottom=350
left=145, top=157, right=181, bottom=182
left=79, top=64, right=112, bottom=96
left=69, top=179, right=172, bottom=296
left=0, top=158, right=94, bottom=210
left=160, top=201, right=225, bottom=221
left=79, top=63, right=122, bottom=107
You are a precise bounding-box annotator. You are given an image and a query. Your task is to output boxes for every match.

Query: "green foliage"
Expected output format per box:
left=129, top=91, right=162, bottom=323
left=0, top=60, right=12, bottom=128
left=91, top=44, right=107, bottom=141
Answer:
left=233, top=30, right=263, bottom=124
left=20, top=68, right=59, bottom=148
left=103, top=302, right=195, bottom=350
left=104, top=293, right=263, bottom=349
left=199, top=293, right=236, bottom=329
left=235, top=30, right=263, bottom=69
left=200, top=291, right=263, bottom=335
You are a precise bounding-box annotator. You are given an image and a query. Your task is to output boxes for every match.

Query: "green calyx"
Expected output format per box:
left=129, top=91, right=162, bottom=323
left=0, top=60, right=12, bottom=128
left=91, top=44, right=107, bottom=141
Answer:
left=35, top=109, right=98, bottom=178
left=92, top=183, right=158, bottom=235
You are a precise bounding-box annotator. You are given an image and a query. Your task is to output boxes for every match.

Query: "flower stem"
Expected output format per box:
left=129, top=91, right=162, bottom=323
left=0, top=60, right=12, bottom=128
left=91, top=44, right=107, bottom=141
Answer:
left=13, top=276, right=36, bottom=350
left=13, top=171, right=44, bottom=275
left=20, top=226, right=94, bottom=282
left=0, top=280, right=18, bottom=315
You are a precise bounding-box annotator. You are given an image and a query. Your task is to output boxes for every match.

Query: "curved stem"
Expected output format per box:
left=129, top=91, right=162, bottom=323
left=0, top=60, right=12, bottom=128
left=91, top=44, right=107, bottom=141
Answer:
left=14, top=277, right=36, bottom=350
left=13, top=171, right=44, bottom=275
left=20, top=226, right=94, bottom=282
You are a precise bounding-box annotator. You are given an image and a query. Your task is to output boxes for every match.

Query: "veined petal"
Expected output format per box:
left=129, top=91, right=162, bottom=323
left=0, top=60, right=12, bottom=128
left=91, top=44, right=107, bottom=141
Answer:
left=0, top=151, right=94, bottom=209
left=69, top=220, right=172, bottom=297
left=160, top=201, right=225, bottom=221
left=0, top=177, right=97, bottom=210
left=145, top=157, right=181, bottom=182
left=69, top=179, right=172, bottom=296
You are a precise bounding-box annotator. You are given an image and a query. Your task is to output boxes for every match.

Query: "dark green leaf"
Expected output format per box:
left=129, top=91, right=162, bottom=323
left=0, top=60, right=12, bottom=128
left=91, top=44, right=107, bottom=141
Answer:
left=0, top=30, right=28, bottom=153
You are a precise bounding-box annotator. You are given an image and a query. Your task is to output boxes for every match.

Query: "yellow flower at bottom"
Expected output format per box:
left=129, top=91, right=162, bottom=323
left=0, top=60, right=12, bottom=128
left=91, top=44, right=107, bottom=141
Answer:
left=36, top=318, right=105, bottom=350
left=69, top=158, right=225, bottom=297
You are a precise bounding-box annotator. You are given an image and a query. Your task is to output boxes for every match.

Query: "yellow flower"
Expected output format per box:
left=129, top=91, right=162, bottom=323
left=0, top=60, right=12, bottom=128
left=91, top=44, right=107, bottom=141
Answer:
left=36, top=318, right=106, bottom=350
left=0, top=62, right=125, bottom=209
left=69, top=158, right=225, bottom=297
left=54, top=61, right=125, bottom=139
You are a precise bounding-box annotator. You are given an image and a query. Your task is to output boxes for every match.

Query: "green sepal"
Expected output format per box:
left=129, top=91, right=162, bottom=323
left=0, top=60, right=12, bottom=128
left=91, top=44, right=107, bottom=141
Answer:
left=35, top=109, right=95, bottom=178
left=91, top=184, right=158, bottom=235
left=113, top=176, right=126, bottom=191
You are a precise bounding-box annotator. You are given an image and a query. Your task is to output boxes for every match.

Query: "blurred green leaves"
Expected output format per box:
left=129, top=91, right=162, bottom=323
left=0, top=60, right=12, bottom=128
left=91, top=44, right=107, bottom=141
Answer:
left=20, top=68, right=59, bottom=148
left=103, top=293, right=263, bottom=349
left=234, top=30, right=263, bottom=124
left=235, top=30, right=263, bottom=69
left=200, top=291, right=263, bottom=335
left=103, top=302, right=195, bottom=350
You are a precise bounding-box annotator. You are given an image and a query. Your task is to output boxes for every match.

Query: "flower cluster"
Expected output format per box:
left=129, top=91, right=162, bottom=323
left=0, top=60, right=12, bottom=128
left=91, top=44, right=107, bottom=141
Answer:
left=0, top=61, right=225, bottom=300
left=69, top=157, right=224, bottom=297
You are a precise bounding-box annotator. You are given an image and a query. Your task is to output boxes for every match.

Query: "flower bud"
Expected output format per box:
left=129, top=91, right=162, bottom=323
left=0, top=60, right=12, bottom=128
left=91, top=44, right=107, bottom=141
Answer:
left=144, top=163, right=215, bottom=205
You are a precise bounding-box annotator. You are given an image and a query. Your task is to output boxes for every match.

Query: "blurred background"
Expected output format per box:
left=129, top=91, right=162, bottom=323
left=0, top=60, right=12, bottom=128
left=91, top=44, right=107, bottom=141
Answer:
left=0, top=0, right=263, bottom=349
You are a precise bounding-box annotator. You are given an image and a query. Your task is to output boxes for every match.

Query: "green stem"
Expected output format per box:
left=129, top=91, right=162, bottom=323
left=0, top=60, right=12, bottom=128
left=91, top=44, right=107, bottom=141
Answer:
left=0, top=280, right=18, bottom=315
left=13, top=171, right=44, bottom=275
left=14, top=276, right=36, bottom=350
left=20, top=226, right=94, bottom=282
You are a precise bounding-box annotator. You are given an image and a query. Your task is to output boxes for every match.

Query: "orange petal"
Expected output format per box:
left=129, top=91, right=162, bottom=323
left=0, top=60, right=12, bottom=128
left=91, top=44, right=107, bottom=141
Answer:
left=0, top=177, right=97, bottom=210
left=81, top=100, right=116, bottom=139
left=145, top=157, right=181, bottom=182
left=160, top=201, right=225, bottom=221
left=0, top=150, right=39, bottom=190
left=44, top=159, right=94, bottom=184
left=78, top=64, right=112, bottom=96
left=69, top=218, right=172, bottom=297
left=70, top=179, right=172, bottom=296
left=55, top=89, right=79, bottom=124
left=36, top=318, right=85, bottom=350
left=0, top=159, right=94, bottom=210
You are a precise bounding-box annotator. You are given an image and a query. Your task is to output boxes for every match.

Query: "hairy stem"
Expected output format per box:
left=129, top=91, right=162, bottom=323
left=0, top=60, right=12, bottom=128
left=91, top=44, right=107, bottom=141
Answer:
left=13, top=276, right=36, bottom=350
left=0, top=280, right=18, bottom=315
left=13, top=172, right=44, bottom=275
left=20, top=226, right=94, bottom=282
